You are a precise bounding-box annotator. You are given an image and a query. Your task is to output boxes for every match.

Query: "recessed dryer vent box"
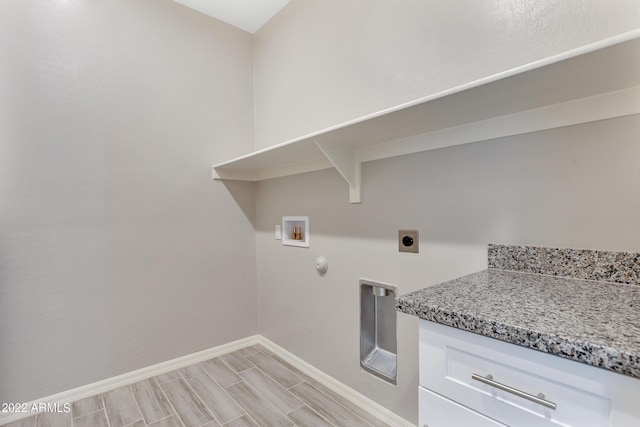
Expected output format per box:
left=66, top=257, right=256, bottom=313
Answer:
left=282, top=216, right=309, bottom=247
left=360, top=279, right=397, bottom=385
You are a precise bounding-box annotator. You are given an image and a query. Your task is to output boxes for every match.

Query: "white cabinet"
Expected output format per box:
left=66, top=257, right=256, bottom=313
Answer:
left=419, top=320, right=640, bottom=427
left=419, top=386, right=506, bottom=427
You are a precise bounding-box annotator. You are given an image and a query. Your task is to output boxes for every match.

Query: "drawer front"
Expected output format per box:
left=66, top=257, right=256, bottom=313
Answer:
left=420, top=386, right=506, bottom=427
left=420, top=321, right=611, bottom=427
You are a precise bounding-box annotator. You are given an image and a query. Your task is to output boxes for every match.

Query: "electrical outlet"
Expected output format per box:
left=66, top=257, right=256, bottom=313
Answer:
left=399, top=230, right=419, bottom=253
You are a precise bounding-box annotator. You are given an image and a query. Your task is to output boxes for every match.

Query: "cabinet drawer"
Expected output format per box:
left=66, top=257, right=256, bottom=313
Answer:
left=420, top=386, right=506, bottom=427
left=420, top=321, right=612, bottom=427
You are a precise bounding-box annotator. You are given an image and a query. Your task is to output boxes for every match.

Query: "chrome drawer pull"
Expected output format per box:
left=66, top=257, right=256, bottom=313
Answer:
left=471, top=373, right=557, bottom=410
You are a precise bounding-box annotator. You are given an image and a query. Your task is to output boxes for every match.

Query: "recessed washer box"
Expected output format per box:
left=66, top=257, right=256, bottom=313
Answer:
left=282, top=216, right=309, bottom=247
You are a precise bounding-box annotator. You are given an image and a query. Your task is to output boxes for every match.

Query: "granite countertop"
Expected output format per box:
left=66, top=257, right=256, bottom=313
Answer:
left=396, top=246, right=640, bottom=379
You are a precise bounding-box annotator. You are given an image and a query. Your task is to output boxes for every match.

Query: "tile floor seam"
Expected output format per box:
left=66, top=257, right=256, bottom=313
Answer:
left=217, top=414, right=242, bottom=426
left=178, top=371, right=218, bottom=424
left=103, top=386, right=145, bottom=427
left=152, top=377, right=184, bottom=427
left=235, top=352, right=254, bottom=370
left=127, top=384, right=146, bottom=426
left=70, top=407, right=105, bottom=424
left=2, top=344, right=389, bottom=427
left=267, top=354, right=304, bottom=387
left=101, top=407, right=111, bottom=427
left=285, top=404, right=339, bottom=427
left=306, top=383, right=374, bottom=427
left=220, top=379, right=244, bottom=391
left=225, top=381, right=292, bottom=427
left=232, top=379, right=282, bottom=413
left=160, top=380, right=211, bottom=427
left=245, top=353, right=304, bottom=389
left=101, top=397, right=113, bottom=427
left=237, top=367, right=304, bottom=415
left=290, top=382, right=374, bottom=427
left=212, top=348, right=261, bottom=423
left=234, top=361, right=253, bottom=374
left=273, top=355, right=383, bottom=426
left=197, top=367, right=249, bottom=423
left=230, top=412, right=258, bottom=427
left=216, top=359, right=241, bottom=377
left=298, top=386, right=346, bottom=427
left=198, top=359, right=243, bottom=390
left=148, top=414, right=188, bottom=427
left=126, top=384, right=146, bottom=427
left=146, top=413, right=172, bottom=426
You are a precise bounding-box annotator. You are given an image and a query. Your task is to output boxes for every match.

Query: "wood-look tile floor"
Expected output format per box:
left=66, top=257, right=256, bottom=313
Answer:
left=2, top=344, right=389, bottom=427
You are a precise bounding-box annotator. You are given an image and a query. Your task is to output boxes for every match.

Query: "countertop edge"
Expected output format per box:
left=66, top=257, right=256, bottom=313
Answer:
left=395, top=272, right=640, bottom=379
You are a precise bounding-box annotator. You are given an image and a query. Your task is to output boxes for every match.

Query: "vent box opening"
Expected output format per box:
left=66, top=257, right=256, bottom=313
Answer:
left=360, top=279, right=397, bottom=385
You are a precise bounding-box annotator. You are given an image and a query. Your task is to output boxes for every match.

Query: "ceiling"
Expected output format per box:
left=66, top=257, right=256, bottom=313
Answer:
left=172, top=0, right=290, bottom=33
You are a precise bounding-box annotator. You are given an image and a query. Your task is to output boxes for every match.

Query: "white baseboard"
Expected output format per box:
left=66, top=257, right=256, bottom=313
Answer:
left=0, top=334, right=414, bottom=427
left=0, top=335, right=260, bottom=425
left=258, top=337, right=415, bottom=427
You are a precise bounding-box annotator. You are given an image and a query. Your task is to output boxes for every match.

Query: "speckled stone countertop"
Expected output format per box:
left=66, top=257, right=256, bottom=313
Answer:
left=396, top=247, right=640, bottom=378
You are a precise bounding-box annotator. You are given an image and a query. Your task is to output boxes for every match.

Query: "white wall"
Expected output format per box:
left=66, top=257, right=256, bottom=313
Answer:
left=0, top=0, right=256, bottom=402
left=253, top=0, right=640, bottom=149
left=256, top=115, right=640, bottom=422
left=253, top=1, right=640, bottom=423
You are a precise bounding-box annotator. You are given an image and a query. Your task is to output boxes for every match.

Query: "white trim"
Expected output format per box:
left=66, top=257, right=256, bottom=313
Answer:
left=214, top=85, right=640, bottom=188
left=212, top=33, right=640, bottom=203
left=212, top=28, right=640, bottom=170
left=0, top=335, right=260, bottom=425
left=212, top=156, right=333, bottom=181
left=0, top=335, right=414, bottom=426
left=358, top=87, right=640, bottom=163
left=257, top=337, right=415, bottom=427
left=254, top=157, right=332, bottom=181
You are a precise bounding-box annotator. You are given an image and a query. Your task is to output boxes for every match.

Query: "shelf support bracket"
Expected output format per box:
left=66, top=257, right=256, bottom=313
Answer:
left=315, top=142, right=362, bottom=203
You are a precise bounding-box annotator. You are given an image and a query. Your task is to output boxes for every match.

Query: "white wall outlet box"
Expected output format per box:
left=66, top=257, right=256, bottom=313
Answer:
left=275, top=224, right=282, bottom=240
left=282, top=216, right=309, bottom=247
